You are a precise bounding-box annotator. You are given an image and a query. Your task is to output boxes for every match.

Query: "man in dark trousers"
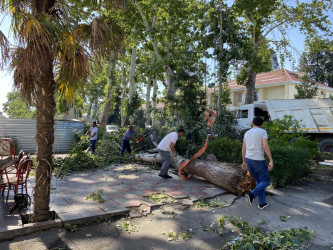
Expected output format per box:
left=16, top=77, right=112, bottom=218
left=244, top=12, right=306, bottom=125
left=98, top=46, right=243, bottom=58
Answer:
left=157, top=129, right=185, bottom=179
left=121, top=125, right=137, bottom=155
left=86, top=121, right=98, bottom=153
left=242, top=117, right=273, bottom=209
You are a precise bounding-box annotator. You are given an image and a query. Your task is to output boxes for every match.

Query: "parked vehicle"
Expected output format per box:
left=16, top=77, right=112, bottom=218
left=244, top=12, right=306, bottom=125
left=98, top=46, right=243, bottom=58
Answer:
left=236, top=98, right=333, bottom=152
left=106, top=125, right=119, bottom=133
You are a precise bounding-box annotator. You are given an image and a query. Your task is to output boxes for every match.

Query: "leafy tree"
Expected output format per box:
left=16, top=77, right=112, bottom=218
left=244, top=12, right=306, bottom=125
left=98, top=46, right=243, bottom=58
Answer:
left=171, top=65, right=207, bottom=127
left=205, top=0, right=246, bottom=114
left=299, top=37, right=333, bottom=87
left=0, top=0, right=125, bottom=222
left=234, top=0, right=332, bottom=104
left=3, top=91, right=36, bottom=118
left=294, top=75, right=318, bottom=99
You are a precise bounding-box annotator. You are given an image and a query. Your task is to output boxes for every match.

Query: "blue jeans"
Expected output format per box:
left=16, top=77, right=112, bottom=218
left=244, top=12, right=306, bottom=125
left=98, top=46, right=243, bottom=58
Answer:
left=121, top=139, right=131, bottom=155
left=246, top=158, right=270, bottom=205
left=90, top=140, right=97, bottom=153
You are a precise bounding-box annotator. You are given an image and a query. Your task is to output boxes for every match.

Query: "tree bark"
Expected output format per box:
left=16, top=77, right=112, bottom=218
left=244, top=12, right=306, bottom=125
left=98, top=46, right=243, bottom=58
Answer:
left=135, top=0, right=176, bottom=98
left=217, top=0, right=223, bottom=116
left=152, top=77, right=157, bottom=126
left=120, top=63, right=127, bottom=127
left=244, top=68, right=257, bottom=104
left=101, top=50, right=117, bottom=126
left=135, top=153, right=255, bottom=195
left=34, top=75, right=55, bottom=222
left=146, top=75, right=152, bottom=126
left=128, top=46, right=137, bottom=104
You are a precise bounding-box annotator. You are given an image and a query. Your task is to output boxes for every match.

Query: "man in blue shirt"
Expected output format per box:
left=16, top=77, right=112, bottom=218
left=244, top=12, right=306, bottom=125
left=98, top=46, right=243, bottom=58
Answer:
left=121, top=125, right=137, bottom=155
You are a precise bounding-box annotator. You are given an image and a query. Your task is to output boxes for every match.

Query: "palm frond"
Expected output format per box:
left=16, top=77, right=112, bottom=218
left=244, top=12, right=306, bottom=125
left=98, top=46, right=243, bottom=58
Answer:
left=11, top=47, right=37, bottom=103
left=79, top=16, right=124, bottom=59
left=0, top=29, right=10, bottom=68
left=55, top=30, right=90, bottom=105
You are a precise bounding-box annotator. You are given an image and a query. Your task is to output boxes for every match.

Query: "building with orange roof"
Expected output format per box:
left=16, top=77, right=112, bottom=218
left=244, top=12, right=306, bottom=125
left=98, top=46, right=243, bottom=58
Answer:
left=207, top=69, right=333, bottom=109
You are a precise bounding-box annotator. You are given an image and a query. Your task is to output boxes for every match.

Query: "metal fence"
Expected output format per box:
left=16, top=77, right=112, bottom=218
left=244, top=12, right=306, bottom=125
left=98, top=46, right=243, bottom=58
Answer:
left=0, top=118, right=84, bottom=153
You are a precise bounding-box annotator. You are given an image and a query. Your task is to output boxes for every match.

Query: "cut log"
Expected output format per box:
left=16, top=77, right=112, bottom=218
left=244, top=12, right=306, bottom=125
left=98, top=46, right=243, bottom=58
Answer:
left=135, top=152, right=255, bottom=195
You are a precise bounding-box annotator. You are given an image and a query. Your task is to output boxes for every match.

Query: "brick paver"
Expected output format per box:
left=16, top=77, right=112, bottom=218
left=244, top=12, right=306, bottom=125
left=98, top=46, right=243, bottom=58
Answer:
left=0, top=163, right=226, bottom=240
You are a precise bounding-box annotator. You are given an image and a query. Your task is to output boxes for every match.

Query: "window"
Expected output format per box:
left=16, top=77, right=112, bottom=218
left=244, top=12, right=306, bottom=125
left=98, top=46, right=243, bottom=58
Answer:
left=237, top=109, right=248, bottom=118
left=238, top=93, right=243, bottom=103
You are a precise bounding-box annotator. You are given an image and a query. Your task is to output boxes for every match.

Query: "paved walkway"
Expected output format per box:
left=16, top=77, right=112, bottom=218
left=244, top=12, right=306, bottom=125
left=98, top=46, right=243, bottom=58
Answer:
left=0, top=163, right=227, bottom=240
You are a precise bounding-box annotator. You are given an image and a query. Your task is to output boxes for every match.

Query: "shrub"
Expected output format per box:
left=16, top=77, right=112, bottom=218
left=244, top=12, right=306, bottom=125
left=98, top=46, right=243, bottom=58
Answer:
left=263, top=115, right=304, bottom=144
left=268, top=143, right=312, bottom=187
left=213, top=107, right=242, bottom=140
left=206, top=137, right=242, bottom=164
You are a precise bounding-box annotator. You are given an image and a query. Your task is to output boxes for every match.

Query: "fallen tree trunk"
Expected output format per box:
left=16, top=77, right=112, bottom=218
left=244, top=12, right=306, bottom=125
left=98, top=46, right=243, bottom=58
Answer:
left=135, top=152, right=255, bottom=195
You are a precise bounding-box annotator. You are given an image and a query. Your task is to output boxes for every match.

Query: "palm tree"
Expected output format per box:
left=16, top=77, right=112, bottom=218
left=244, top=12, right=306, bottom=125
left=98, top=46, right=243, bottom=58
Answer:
left=0, top=0, right=124, bottom=222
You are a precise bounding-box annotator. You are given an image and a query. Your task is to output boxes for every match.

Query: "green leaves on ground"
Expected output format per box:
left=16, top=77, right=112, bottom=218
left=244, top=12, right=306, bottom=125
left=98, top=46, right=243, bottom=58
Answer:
left=85, top=190, right=105, bottom=203
left=206, top=216, right=316, bottom=250
left=280, top=215, right=292, bottom=222
left=164, top=230, right=194, bottom=241
left=117, top=220, right=139, bottom=234
left=148, top=192, right=169, bottom=203
left=192, top=198, right=226, bottom=209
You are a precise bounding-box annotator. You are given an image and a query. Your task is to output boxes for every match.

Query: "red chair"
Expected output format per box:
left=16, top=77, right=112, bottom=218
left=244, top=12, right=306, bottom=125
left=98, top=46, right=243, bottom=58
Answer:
left=0, top=138, right=16, bottom=160
left=0, top=156, right=33, bottom=202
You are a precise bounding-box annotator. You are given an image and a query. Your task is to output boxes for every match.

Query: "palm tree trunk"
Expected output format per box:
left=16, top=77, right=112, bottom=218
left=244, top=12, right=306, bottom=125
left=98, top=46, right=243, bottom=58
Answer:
left=101, top=50, right=117, bottom=126
left=34, top=76, right=56, bottom=222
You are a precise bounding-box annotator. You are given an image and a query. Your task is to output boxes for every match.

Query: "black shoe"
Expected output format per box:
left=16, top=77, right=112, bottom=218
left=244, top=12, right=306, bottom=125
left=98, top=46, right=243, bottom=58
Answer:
left=258, top=203, right=269, bottom=209
left=158, top=174, right=172, bottom=179
left=245, top=193, right=254, bottom=207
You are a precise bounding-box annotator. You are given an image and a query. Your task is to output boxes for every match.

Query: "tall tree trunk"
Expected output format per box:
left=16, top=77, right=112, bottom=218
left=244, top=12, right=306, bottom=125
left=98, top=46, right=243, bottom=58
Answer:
left=128, top=46, right=137, bottom=104
left=34, top=75, right=55, bottom=222
left=146, top=76, right=151, bottom=126
left=245, top=68, right=257, bottom=104
left=101, top=50, right=117, bottom=126
left=92, top=98, right=99, bottom=121
left=217, top=0, right=223, bottom=116
left=166, top=66, right=175, bottom=98
left=152, top=77, right=157, bottom=126
left=245, top=36, right=260, bottom=104
left=87, top=103, right=92, bottom=119
left=135, top=0, right=176, bottom=99
left=120, top=64, right=127, bottom=127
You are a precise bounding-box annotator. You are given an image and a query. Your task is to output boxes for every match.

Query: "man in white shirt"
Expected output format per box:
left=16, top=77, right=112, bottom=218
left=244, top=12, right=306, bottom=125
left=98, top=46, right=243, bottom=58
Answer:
left=242, top=117, right=273, bottom=209
left=158, top=129, right=185, bottom=179
left=87, top=121, right=98, bottom=153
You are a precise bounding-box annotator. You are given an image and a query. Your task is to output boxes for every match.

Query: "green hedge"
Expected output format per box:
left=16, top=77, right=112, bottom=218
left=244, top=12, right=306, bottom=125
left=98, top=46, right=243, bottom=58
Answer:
left=206, top=137, right=242, bottom=164
left=268, top=143, right=312, bottom=187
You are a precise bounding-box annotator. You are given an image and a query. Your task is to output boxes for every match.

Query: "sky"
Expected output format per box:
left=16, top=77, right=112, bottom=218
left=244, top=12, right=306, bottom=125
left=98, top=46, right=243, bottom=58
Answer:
left=0, top=2, right=328, bottom=114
